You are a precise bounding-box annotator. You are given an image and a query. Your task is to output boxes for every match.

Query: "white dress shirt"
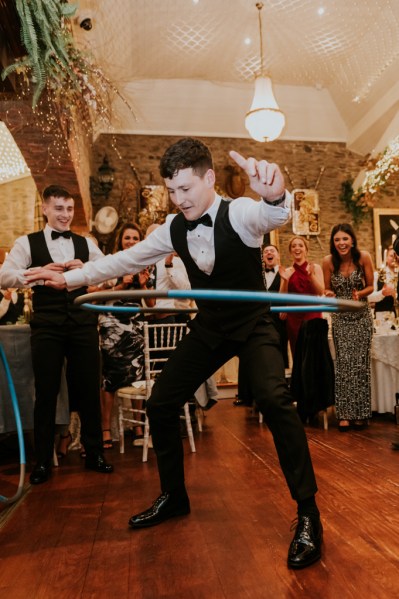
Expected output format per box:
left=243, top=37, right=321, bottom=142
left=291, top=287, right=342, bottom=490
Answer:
left=153, top=256, right=191, bottom=310
left=0, top=225, right=104, bottom=288
left=58, top=192, right=291, bottom=290
left=368, top=268, right=397, bottom=304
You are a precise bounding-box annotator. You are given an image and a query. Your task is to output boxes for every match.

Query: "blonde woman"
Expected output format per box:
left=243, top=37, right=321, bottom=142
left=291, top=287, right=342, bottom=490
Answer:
left=279, top=236, right=324, bottom=358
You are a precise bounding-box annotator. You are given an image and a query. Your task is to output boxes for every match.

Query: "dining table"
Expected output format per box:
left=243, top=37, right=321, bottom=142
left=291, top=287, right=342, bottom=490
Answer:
left=0, top=324, right=69, bottom=434
left=328, top=326, right=399, bottom=414
left=370, top=328, right=399, bottom=414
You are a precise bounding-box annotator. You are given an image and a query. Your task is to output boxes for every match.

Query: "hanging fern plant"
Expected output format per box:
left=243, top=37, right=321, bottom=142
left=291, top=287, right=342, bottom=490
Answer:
left=2, top=0, right=79, bottom=108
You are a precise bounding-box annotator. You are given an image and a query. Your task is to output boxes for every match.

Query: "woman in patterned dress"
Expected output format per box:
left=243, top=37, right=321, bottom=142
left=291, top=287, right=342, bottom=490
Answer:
left=322, top=223, right=374, bottom=431
left=98, top=223, right=155, bottom=448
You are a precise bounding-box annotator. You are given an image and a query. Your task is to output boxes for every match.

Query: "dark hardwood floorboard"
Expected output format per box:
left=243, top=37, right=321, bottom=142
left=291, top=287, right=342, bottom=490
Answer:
left=1, top=401, right=399, bottom=598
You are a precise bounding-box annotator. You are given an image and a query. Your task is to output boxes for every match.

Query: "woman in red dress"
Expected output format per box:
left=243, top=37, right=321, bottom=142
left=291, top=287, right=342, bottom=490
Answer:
left=280, top=236, right=324, bottom=359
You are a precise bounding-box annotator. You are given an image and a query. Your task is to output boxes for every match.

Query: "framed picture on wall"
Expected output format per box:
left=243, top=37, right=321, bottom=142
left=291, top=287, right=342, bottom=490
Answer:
left=263, top=229, right=279, bottom=250
left=373, top=208, right=399, bottom=267
left=292, top=189, right=320, bottom=236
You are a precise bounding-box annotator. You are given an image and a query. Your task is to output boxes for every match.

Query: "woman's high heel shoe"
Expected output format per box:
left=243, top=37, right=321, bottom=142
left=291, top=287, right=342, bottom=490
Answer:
left=102, top=429, right=114, bottom=450
left=353, top=420, right=368, bottom=431
left=56, top=432, right=72, bottom=458
left=338, top=420, right=352, bottom=432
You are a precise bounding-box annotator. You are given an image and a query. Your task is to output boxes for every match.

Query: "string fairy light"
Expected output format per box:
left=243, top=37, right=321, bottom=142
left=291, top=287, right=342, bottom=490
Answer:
left=1, top=0, right=136, bottom=169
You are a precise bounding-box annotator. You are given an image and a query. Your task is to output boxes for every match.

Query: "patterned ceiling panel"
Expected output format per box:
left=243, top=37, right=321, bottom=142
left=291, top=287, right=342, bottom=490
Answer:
left=72, top=0, right=399, bottom=139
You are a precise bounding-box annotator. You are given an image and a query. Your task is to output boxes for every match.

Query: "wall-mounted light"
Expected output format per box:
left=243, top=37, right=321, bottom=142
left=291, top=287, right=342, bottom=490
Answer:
left=90, top=155, right=115, bottom=199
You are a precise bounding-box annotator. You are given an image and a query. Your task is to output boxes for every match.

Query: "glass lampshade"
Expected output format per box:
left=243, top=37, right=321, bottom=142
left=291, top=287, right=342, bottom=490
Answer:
left=245, top=75, right=285, bottom=142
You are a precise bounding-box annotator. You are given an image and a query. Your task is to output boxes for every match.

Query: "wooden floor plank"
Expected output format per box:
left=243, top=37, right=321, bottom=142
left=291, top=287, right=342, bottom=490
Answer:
left=1, top=401, right=399, bottom=598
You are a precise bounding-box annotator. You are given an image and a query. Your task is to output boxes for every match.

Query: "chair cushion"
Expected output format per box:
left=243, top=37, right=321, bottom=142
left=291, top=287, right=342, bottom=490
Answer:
left=118, top=383, right=146, bottom=398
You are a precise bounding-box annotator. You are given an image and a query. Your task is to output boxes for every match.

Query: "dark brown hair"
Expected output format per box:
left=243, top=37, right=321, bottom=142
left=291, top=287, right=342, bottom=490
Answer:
left=114, top=222, right=142, bottom=252
left=159, top=137, right=213, bottom=179
left=42, top=185, right=72, bottom=203
left=330, top=223, right=361, bottom=271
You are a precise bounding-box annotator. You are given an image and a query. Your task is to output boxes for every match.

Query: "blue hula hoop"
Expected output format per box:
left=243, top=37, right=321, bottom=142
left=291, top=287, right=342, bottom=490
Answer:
left=0, top=343, right=26, bottom=504
left=74, top=289, right=363, bottom=314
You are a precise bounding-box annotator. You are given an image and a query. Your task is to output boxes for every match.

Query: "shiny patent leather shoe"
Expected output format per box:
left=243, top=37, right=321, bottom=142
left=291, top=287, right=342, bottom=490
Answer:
left=128, top=491, right=190, bottom=529
left=85, top=454, right=114, bottom=474
left=287, top=515, right=323, bottom=569
left=233, top=398, right=245, bottom=406
left=29, top=463, right=52, bottom=485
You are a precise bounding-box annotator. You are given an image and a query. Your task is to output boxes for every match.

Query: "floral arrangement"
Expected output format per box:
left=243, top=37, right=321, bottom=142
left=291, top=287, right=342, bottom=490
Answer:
left=359, top=136, right=399, bottom=195
left=341, top=135, right=399, bottom=223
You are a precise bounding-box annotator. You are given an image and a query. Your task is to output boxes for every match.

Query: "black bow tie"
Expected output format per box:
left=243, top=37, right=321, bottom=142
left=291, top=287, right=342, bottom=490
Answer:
left=265, top=267, right=275, bottom=273
left=184, top=213, right=213, bottom=231
left=51, top=230, right=72, bottom=240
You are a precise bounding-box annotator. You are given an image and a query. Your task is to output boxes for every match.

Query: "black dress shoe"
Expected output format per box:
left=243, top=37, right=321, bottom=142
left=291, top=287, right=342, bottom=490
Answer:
left=29, top=463, right=52, bottom=485
left=391, top=442, right=399, bottom=450
left=129, top=491, right=190, bottom=529
left=233, top=398, right=245, bottom=406
left=287, top=515, right=323, bottom=569
left=85, top=454, right=114, bottom=473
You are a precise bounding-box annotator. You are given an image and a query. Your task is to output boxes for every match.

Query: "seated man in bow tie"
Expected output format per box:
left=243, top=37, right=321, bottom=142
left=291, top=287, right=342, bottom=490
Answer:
left=23, top=139, right=322, bottom=569
left=0, top=185, right=113, bottom=484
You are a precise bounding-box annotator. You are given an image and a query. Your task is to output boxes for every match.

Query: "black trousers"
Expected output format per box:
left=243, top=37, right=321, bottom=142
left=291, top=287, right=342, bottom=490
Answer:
left=30, top=322, right=102, bottom=464
left=147, top=315, right=318, bottom=502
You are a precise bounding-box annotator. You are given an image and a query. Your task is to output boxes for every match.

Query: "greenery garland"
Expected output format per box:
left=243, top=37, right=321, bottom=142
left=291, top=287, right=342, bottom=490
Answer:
left=339, top=180, right=369, bottom=225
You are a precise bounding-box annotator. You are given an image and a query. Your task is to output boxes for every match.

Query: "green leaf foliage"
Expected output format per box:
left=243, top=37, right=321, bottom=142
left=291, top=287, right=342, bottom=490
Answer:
left=339, top=179, right=369, bottom=225
left=1, top=0, right=78, bottom=108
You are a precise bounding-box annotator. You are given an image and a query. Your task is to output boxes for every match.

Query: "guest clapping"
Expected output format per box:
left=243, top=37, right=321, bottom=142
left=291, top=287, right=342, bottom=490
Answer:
left=97, top=223, right=154, bottom=449
left=279, top=236, right=324, bottom=358
left=368, top=246, right=398, bottom=317
left=322, top=223, right=374, bottom=431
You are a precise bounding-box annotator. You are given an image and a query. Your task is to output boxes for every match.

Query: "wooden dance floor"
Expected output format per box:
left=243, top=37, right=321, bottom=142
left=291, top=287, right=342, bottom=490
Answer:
left=1, top=397, right=399, bottom=598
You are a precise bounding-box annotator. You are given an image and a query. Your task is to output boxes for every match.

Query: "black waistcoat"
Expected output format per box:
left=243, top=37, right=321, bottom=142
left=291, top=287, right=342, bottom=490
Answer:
left=0, top=292, right=25, bottom=325
left=28, top=231, right=97, bottom=326
left=266, top=271, right=281, bottom=292
left=170, top=199, right=269, bottom=345
left=375, top=277, right=396, bottom=313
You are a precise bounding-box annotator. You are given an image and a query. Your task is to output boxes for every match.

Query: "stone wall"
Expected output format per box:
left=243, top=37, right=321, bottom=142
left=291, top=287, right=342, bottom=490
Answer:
left=92, top=134, right=399, bottom=266
left=0, top=175, right=36, bottom=252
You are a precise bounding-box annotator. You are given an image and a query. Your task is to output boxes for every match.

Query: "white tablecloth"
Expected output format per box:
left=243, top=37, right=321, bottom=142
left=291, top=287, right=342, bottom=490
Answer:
left=329, top=331, right=399, bottom=414
left=370, top=332, right=399, bottom=413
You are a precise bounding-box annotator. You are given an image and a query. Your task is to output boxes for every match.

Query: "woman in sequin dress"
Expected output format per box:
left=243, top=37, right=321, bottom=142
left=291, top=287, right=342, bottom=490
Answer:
left=280, top=236, right=325, bottom=358
left=322, top=223, right=374, bottom=431
left=97, top=223, right=155, bottom=448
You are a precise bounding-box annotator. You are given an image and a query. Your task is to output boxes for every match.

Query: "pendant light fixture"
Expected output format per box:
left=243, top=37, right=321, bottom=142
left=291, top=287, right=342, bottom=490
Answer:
left=245, top=2, right=285, bottom=143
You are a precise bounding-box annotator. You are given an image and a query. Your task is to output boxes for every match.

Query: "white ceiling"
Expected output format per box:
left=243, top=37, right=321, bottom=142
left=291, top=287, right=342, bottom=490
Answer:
left=72, top=0, right=399, bottom=156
